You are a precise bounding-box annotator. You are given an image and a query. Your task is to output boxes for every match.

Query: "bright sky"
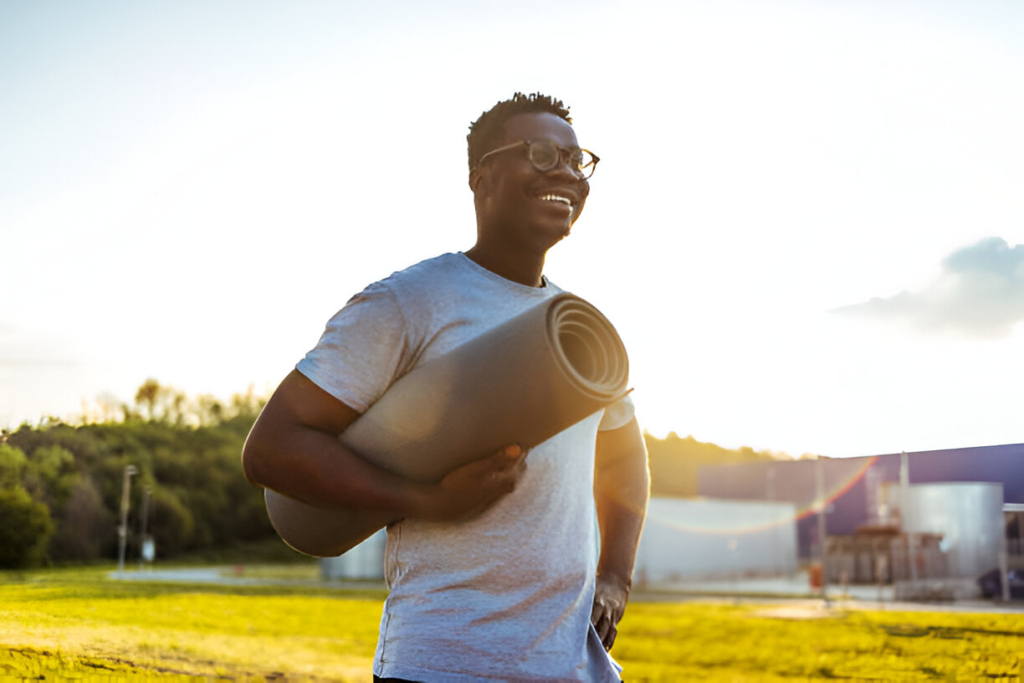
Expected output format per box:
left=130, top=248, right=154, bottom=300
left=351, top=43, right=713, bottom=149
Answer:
left=3, top=0, right=1023, bottom=459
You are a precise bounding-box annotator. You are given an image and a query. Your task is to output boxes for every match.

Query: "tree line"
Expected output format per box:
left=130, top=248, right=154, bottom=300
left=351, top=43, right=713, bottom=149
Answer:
left=0, top=380, right=271, bottom=568
left=0, top=380, right=789, bottom=568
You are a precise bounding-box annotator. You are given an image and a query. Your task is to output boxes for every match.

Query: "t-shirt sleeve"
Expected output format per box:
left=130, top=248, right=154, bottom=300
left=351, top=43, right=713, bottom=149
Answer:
left=597, top=393, right=636, bottom=432
left=295, top=282, right=411, bottom=413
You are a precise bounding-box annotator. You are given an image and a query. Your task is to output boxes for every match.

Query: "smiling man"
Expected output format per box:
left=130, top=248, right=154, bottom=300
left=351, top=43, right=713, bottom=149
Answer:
left=242, top=93, right=649, bottom=682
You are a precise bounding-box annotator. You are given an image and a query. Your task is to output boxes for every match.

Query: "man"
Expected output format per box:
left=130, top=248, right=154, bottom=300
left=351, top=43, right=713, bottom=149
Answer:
left=242, top=93, right=649, bottom=682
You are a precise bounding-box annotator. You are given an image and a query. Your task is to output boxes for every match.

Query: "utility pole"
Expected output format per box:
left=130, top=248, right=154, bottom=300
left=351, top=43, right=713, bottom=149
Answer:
left=117, top=465, right=138, bottom=572
left=816, top=457, right=828, bottom=603
left=900, top=451, right=917, bottom=583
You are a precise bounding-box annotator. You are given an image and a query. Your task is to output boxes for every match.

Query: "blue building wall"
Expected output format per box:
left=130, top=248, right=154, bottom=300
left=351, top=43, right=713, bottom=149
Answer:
left=697, top=443, right=1024, bottom=560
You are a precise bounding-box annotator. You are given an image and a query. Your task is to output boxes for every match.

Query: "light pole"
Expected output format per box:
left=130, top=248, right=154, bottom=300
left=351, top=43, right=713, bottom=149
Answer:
left=117, top=465, right=138, bottom=572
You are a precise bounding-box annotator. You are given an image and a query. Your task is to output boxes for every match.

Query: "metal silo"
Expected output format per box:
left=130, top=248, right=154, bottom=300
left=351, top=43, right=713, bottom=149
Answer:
left=896, top=483, right=1004, bottom=579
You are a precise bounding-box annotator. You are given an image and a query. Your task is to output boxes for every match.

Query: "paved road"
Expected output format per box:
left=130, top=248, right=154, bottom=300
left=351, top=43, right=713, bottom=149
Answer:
left=110, top=567, right=1023, bottom=614
left=109, top=567, right=385, bottom=590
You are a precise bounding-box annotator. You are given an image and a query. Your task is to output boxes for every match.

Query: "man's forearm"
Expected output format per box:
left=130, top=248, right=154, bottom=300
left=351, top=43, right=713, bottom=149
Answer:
left=241, top=370, right=526, bottom=523
left=595, top=458, right=649, bottom=585
left=594, top=416, right=650, bottom=584
left=591, top=416, right=649, bottom=650
left=245, top=414, right=431, bottom=516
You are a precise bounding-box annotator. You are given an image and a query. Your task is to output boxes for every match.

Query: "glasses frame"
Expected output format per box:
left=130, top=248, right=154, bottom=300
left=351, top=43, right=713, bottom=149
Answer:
left=477, top=140, right=600, bottom=180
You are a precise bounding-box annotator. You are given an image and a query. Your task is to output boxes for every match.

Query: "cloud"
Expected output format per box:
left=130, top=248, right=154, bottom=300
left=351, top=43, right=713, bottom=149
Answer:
left=833, top=237, right=1024, bottom=338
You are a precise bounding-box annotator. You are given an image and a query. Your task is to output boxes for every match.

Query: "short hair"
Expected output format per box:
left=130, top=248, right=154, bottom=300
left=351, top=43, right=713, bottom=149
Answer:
left=467, top=92, right=573, bottom=171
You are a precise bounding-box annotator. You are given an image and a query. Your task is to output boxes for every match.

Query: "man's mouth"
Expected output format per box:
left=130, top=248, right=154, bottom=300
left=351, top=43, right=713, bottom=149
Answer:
left=538, top=193, right=573, bottom=209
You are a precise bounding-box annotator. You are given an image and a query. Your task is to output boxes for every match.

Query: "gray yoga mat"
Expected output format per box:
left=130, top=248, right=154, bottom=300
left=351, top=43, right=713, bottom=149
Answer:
left=265, top=293, right=630, bottom=557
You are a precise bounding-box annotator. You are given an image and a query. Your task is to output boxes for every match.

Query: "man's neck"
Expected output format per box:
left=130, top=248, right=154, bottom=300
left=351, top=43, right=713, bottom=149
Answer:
left=464, top=245, right=546, bottom=288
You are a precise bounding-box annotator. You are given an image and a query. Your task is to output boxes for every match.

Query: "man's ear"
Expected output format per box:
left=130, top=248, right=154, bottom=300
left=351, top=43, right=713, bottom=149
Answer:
left=469, top=166, right=482, bottom=193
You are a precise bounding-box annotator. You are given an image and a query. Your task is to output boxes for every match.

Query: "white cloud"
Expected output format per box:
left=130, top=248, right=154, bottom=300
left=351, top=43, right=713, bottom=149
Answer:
left=834, top=237, right=1024, bottom=338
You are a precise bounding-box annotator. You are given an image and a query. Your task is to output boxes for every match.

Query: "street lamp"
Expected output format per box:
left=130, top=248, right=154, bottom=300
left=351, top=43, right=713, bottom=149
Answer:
left=117, top=465, right=138, bottom=572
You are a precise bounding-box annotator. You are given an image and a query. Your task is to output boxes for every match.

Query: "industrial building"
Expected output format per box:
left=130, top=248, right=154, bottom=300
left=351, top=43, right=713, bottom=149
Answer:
left=697, top=443, right=1024, bottom=598
left=320, top=443, right=1022, bottom=599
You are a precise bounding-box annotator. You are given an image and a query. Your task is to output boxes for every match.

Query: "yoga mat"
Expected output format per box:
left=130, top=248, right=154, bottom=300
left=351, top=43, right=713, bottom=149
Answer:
left=265, top=293, right=629, bottom=557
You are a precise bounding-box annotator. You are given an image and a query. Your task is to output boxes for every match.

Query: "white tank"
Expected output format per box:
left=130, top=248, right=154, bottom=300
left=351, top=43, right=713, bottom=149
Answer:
left=896, top=483, right=1004, bottom=579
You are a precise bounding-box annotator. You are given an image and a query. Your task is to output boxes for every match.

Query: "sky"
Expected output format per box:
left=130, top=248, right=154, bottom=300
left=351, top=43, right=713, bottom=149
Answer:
left=2, top=0, right=1023, bottom=459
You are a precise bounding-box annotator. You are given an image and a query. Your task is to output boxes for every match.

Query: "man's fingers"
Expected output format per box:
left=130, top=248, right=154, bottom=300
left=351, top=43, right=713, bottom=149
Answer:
left=423, top=443, right=529, bottom=522
left=591, top=590, right=625, bottom=651
left=592, top=608, right=615, bottom=651
left=603, top=623, right=617, bottom=650
left=488, top=459, right=525, bottom=494
left=496, top=443, right=527, bottom=469
left=487, top=444, right=527, bottom=486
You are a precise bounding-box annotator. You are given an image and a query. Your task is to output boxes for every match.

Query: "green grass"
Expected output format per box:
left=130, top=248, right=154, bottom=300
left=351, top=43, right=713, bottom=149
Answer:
left=616, top=602, right=1023, bottom=681
left=1, top=567, right=1022, bottom=681
left=0, top=566, right=386, bottom=681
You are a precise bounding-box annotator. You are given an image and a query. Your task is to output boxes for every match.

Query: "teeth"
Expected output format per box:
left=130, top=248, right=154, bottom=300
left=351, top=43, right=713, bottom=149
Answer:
left=540, top=194, right=572, bottom=206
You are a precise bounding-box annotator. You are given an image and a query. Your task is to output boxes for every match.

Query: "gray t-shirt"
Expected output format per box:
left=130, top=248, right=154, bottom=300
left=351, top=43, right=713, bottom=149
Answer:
left=297, top=252, right=632, bottom=682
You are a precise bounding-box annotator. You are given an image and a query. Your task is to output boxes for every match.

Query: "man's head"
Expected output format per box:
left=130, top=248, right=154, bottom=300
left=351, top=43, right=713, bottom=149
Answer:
left=467, top=93, right=594, bottom=258
left=467, top=93, right=573, bottom=172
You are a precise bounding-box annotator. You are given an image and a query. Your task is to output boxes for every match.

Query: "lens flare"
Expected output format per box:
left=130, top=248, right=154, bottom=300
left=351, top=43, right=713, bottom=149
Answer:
left=647, top=457, right=880, bottom=536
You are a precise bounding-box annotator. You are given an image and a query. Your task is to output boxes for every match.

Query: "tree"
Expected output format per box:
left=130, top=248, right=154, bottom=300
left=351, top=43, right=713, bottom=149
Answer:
left=148, top=486, right=196, bottom=556
left=0, top=486, right=54, bottom=568
left=24, top=444, right=77, bottom=508
left=0, top=443, right=27, bottom=488
left=50, top=475, right=113, bottom=562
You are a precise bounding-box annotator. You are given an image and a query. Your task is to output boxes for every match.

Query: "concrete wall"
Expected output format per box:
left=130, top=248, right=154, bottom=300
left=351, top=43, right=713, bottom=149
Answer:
left=634, top=497, right=798, bottom=586
left=319, top=529, right=386, bottom=580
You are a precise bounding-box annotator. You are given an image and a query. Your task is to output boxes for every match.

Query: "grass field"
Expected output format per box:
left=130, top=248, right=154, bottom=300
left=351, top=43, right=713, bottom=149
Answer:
left=1, top=566, right=1022, bottom=681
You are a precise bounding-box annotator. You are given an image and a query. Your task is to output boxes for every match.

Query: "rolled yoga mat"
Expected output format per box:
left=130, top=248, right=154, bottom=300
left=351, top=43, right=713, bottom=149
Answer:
left=265, top=292, right=630, bottom=557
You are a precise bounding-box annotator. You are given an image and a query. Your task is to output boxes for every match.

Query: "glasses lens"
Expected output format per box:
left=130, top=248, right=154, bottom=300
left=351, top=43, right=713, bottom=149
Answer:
left=568, top=149, right=586, bottom=178
left=528, top=141, right=560, bottom=171
left=526, top=142, right=597, bottom=179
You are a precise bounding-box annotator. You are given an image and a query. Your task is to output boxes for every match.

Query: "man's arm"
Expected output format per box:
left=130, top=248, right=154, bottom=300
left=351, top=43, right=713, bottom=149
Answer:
left=242, top=370, right=527, bottom=522
left=591, top=415, right=649, bottom=651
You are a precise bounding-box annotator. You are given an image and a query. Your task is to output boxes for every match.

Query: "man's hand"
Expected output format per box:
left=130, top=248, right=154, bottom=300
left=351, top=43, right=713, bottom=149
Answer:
left=591, top=574, right=630, bottom=651
left=410, top=444, right=528, bottom=522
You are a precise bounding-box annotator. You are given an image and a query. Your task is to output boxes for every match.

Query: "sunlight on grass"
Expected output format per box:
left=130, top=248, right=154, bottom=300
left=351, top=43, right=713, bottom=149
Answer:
left=616, top=602, right=1023, bottom=681
left=1, top=567, right=386, bottom=681
left=1, top=567, right=1021, bottom=681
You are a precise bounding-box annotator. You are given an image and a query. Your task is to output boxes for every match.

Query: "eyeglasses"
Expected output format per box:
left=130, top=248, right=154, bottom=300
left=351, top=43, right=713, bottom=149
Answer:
left=477, top=140, right=600, bottom=180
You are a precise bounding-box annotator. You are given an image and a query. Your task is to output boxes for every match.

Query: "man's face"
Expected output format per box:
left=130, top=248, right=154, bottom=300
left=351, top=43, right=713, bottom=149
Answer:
left=472, top=112, right=591, bottom=255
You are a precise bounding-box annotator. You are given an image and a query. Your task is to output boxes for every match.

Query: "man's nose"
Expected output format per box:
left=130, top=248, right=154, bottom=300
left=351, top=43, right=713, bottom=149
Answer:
left=547, top=154, right=581, bottom=180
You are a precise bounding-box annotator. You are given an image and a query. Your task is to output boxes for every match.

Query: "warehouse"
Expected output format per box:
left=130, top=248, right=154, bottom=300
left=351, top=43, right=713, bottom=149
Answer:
left=697, top=443, right=1024, bottom=597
